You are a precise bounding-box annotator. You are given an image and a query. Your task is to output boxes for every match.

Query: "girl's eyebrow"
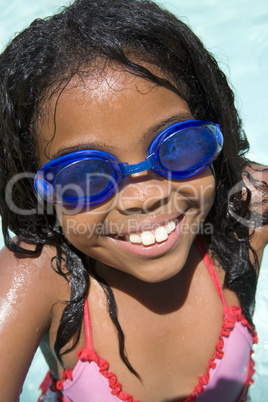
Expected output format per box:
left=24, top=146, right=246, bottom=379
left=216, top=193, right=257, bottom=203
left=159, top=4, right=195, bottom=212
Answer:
left=51, top=141, right=114, bottom=159
left=51, top=112, right=194, bottom=159
left=142, top=112, right=193, bottom=143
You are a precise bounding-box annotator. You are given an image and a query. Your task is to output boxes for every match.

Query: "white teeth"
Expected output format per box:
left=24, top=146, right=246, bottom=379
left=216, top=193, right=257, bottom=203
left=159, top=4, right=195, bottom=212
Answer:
left=141, top=231, right=155, bottom=246
left=128, top=219, right=177, bottom=246
left=129, top=233, right=142, bottom=244
left=155, top=226, right=168, bottom=243
left=165, top=220, right=176, bottom=234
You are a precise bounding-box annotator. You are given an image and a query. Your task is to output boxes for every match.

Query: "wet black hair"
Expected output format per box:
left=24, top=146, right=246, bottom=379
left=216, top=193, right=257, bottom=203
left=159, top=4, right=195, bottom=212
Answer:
left=0, top=0, right=267, bottom=377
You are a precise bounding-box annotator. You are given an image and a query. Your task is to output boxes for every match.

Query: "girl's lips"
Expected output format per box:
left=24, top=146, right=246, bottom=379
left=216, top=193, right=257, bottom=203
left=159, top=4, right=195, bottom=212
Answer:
left=107, top=215, right=185, bottom=258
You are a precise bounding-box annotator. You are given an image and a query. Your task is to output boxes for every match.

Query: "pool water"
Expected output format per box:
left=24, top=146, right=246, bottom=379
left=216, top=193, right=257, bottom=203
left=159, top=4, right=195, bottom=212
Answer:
left=0, top=0, right=267, bottom=401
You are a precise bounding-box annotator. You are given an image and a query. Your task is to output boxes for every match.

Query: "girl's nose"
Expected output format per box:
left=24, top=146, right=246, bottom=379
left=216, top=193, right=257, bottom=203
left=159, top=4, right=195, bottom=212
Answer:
left=115, top=170, right=172, bottom=213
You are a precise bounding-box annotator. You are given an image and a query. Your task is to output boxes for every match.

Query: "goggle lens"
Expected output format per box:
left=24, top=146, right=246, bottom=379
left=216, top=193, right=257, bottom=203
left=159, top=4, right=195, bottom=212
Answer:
left=54, top=159, right=119, bottom=205
left=158, top=127, right=217, bottom=173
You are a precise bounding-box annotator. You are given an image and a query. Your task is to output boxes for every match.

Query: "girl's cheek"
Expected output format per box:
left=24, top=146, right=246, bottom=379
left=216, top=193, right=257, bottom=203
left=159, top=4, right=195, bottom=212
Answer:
left=172, top=174, right=216, bottom=214
left=55, top=206, right=107, bottom=244
left=199, top=181, right=216, bottom=214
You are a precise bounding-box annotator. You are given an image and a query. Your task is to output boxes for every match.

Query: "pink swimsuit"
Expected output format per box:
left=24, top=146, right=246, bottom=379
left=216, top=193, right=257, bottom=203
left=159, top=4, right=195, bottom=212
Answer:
left=38, top=239, right=257, bottom=402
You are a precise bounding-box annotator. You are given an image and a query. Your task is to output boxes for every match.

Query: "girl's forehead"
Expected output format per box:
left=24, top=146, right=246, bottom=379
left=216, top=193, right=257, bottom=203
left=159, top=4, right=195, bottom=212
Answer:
left=36, top=67, right=191, bottom=165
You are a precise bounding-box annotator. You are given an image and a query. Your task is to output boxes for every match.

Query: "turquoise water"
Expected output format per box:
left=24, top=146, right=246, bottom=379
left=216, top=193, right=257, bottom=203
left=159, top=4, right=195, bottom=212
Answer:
left=0, top=0, right=267, bottom=400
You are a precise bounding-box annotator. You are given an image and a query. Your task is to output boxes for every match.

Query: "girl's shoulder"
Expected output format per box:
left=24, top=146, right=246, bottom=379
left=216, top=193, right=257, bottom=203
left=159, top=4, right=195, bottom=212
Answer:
left=0, top=240, right=69, bottom=399
left=243, top=162, right=268, bottom=256
left=0, top=238, right=71, bottom=332
left=0, top=239, right=69, bottom=305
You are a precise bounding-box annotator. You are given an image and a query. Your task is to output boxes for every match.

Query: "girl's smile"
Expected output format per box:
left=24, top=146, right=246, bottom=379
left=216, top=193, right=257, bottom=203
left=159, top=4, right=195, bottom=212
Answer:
left=106, top=213, right=185, bottom=258
left=38, top=66, right=215, bottom=282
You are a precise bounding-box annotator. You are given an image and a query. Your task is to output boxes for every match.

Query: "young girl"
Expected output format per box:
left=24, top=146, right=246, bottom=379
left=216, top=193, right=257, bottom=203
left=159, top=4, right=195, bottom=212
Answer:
left=0, top=0, right=267, bottom=401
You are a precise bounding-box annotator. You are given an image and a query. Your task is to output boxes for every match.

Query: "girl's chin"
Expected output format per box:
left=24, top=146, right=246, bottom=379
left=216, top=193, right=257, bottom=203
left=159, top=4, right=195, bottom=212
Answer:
left=96, top=253, right=187, bottom=284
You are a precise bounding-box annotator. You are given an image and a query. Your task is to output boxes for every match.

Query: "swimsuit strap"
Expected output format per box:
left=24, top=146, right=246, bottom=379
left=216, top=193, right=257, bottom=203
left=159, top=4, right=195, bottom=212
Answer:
left=195, top=236, right=228, bottom=313
left=83, top=298, right=98, bottom=360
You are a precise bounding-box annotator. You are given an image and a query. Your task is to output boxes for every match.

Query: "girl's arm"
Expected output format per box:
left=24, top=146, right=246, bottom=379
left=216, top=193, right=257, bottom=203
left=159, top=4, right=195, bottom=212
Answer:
left=0, top=242, right=63, bottom=401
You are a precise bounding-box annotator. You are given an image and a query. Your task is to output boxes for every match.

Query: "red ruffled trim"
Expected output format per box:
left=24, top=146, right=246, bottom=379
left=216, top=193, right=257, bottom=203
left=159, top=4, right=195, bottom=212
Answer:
left=38, top=370, right=64, bottom=402
left=56, top=348, right=140, bottom=402
left=184, top=305, right=258, bottom=402
left=56, top=305, right=257, bottom=402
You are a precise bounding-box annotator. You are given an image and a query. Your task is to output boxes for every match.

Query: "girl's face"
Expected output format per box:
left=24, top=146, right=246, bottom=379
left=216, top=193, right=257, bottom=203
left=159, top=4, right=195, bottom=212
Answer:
left=38, top=67, right=215, bottom=282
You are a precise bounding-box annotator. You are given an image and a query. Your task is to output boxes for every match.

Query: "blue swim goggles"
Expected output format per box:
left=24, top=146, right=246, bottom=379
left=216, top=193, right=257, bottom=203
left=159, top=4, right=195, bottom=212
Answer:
left=34, top=120, right=223, bottom=207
